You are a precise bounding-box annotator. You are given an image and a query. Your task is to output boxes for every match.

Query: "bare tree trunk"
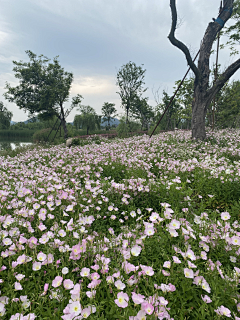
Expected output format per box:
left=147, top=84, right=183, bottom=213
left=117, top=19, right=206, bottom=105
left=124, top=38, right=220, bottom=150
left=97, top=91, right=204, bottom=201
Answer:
left=168, top=0, right=240, bottom=140
left=60, top=103, right=68, bottom=140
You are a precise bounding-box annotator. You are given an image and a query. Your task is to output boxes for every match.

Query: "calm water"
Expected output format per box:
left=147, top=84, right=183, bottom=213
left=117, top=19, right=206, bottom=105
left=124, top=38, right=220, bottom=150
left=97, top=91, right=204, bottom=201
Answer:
left=0, top=139, right=33, bottom=151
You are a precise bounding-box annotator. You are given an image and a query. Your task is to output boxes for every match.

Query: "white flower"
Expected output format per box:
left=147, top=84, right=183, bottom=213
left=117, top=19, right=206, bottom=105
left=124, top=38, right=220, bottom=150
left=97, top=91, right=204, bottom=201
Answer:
left=37, top=252, right=47, bottom=262
left=68, top=301, right=82, bottom=315
left=131, top=245, right=142, bottom=256
left=62, top=267, right=69, bottom=275
left=130, top=211, right=136, bottom=218
left=114, top=280, right=126, bottom=290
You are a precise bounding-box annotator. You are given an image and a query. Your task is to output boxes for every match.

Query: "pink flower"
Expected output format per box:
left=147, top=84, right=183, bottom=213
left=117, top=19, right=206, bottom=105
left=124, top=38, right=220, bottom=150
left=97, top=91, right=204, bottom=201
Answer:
left=14, top=282, right=23, bottom=290
left=231, top=236, right=240, bottom=246
left=163, top=261, right=171, bottom=269
left=140, top=265, right=154, bottom=276
left=215, top=305, right=231, bottom=317
left=172, top=256, right=181, bottom=264
left=114, top=292, right=129, bottom=308
left=144, top=227, right=155, bottom=236
left=52, top=276, right=63, bottom=288
left=70, top=283, right=81, bottom=295
left=81, top=306, right=91, bottom=318
left=143, top=303, right=154, bottom=315
left=123, top=262, right=136, bottom=273
left=135, top=310, right=147, bottom=320
left=32, top=261, right=41, bottom=271
left=131, top=245, right=142, bottom=257
left=91, top=272, right=100, bottom=280
left=221, top=212, right=231, bottom=220
left=80, top=267, right=90, bottom=277
left=201, top=295, right=212, bottom=303
left=68, top=301, right=82, bottom=316
left=186, top=249, right=196, bottom=261
left=131, top=292, right=145, bottom=304
left=158, top=296, right=168, bottom=306
left=63, top=279, right=74, bottom=290
left=86, top=290, right=96, bottom=298
left=114, top=280, right=126, bottom=290
left=184, top=268, right=194, bottom=278
left=87, top=279, right=101, bottom=289
left=37, top=252, right=47, bottom=262
left=162, top=270, right=170, bottom=276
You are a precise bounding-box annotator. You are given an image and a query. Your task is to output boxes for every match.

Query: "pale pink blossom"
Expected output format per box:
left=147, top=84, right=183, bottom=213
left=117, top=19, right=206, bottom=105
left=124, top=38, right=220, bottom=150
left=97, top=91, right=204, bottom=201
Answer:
left=201, top=295, right=212, bottom=303
left=52, top=276, right=63, bottom=288
left=131, top=292, right=145, bottom=304
left=114, top=292, right=129, bottom=308
left=80, top=267, right=90, bottom=277
left=114, top=280, right=126, bottom=290
left=63, top=279, right=74, bottom=290
left=184, top=268, right=194, bottom=278
left=215, top=305, right=231, bottom=317
left=14, top=282, right=23, bottom=290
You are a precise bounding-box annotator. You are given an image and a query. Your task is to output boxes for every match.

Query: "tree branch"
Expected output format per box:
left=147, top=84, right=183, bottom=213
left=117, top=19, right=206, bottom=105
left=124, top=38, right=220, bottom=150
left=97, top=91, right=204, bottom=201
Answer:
left=168, top=0, right=200, bottom=79
left=198, top=0, right=234, bottom=87
left=206, top=57, right=240, bottom=105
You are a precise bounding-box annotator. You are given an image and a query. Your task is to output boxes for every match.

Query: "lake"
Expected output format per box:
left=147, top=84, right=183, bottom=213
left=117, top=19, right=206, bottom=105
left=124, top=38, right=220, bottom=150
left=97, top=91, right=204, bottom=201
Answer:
left=0, top=138, right=33, bottom=151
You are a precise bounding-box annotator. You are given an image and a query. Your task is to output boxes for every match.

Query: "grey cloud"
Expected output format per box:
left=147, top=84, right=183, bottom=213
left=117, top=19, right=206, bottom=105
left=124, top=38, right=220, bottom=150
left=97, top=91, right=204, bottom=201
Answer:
left=0, top=0, right=239, bottom=122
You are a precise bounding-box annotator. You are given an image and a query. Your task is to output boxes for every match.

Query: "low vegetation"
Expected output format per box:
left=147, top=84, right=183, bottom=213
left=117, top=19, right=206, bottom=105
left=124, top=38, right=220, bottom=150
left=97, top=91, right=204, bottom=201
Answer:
left=0, top=129, right=240, bottom=319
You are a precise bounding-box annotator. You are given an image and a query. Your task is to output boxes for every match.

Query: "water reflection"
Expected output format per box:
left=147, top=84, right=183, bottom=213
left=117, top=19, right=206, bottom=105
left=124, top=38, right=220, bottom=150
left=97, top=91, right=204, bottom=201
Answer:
left=0, top=141, right=33, bottom=151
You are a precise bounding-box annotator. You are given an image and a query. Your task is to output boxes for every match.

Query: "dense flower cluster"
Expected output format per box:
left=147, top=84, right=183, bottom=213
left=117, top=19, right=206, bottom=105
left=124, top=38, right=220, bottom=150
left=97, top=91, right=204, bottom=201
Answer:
left=0, top=129, right=240, bottom=319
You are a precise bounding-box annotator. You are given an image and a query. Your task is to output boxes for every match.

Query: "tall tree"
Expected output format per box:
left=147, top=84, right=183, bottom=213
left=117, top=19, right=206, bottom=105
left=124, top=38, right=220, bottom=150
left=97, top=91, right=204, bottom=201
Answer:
left=116, top=61, right=147, bottom=125
left=0, top=102, right=13, bottom=130
left=129, top=97, right=154, bottom=130
left=101, top=102, right=118, bottom=129
left=74, top=105, right=101, bottom=135
left=3, top=50, right=83, bottom=139
left=168, top=0, right=240, bottom=140
left=155, top=90, right=183, bottom=130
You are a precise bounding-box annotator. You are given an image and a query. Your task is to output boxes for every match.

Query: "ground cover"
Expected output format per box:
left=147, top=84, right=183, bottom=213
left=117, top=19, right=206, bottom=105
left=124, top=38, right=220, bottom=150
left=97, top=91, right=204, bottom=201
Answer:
left=0, top=129, right=240, bottom=320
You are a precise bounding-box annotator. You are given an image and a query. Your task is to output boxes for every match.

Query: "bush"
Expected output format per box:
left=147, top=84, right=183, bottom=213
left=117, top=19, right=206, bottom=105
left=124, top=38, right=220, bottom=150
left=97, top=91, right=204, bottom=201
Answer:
left=116, top=118, right=141, bottom=138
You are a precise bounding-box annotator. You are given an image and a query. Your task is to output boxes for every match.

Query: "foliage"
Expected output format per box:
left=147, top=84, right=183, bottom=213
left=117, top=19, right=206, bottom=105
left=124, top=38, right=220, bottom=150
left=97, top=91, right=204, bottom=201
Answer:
left=220, top=0, right=240, bottom=56
left=129, top=97, right=155, bottom=131
left=101, top=102, right=118, bottom=130
left=116, top=61, right=147, bottom=124
left=154, top=90, right=183, bottom=130
left=116, top=116, right=141, bottom=137
left=1, top=129, right=240, bottom=319
left=0, top=101, right=13, bottom=130
left=3, top=50, right=83, bottom=139
left=74, top=105, right=101, bottom=135
left=215, top=80, right=240, bottom=128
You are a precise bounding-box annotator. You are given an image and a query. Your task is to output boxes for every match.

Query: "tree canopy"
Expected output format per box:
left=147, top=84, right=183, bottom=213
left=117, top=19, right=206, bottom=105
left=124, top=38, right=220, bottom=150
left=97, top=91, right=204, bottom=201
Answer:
left=3, top=50, right=83, bottom=139
left=101, top=102, right=118, bottom=129
left=74, top=105, right=101, bottom=135
left=116, top=61, right=147, bottom=124
left=0, top=102, right=13, bottom=130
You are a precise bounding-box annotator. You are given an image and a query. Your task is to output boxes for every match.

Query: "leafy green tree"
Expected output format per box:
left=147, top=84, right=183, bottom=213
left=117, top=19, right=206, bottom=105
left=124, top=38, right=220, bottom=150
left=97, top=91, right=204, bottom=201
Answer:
left=155, top=90, right=183, bottom=130
left=116, top=61, right=147, bottom=125
left=129, top=97, right=154, bottom=130
left=3, top=50, right=83, bottom=139
left=101, top=102, right=118, bottom=129
left=215, top=80, right=240, bottom=128
left=0, top=102, right=13, bottom=129
left=173, top=77, right=194, bottom=127
left=74, top=105, right=101, bottom=135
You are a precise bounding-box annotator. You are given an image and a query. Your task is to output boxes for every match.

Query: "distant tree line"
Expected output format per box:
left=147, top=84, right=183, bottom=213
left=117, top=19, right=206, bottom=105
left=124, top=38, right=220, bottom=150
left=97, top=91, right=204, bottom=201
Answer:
left=1, top=44, right=240, bottom=140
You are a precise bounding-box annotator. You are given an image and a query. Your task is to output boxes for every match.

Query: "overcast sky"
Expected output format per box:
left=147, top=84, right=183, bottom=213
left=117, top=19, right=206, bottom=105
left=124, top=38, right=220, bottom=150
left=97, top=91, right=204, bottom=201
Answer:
left=0, top=0, right=239, bottom=122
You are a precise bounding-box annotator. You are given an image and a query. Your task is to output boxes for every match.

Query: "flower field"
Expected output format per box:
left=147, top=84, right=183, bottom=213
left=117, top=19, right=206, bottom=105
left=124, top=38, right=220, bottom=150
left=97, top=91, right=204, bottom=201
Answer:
left=0, top=129, right=240, bottom=320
